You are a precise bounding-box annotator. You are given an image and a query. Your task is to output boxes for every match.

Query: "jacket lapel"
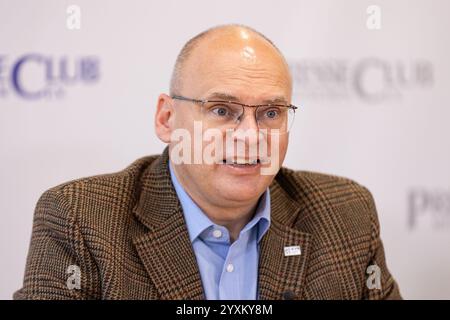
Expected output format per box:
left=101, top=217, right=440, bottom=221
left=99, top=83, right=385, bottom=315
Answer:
left=258, top=180, right=312, bottom=300
left=132, top=147, right=204, bottom=300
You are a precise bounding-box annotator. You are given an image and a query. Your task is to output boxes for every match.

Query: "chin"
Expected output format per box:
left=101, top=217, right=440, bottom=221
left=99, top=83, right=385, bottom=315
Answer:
left=220, top=184, right=263, bottom=202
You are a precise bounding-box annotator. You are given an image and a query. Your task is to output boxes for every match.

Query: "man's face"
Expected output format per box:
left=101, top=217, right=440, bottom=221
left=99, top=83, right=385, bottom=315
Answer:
left=167, top=29, right=292, bottom=216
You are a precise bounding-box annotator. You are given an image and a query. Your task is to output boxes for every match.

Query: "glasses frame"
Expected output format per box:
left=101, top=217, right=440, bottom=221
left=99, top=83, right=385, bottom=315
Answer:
left=171, top=94, right=298, bottom=133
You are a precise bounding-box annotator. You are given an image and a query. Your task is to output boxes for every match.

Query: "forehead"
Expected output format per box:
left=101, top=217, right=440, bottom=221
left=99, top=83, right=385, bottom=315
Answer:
left=181, top=31, right=292, bottom=103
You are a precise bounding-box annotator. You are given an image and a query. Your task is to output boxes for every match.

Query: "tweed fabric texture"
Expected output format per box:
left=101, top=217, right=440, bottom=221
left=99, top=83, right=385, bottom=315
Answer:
left=14, top=147, right=401, bottom=300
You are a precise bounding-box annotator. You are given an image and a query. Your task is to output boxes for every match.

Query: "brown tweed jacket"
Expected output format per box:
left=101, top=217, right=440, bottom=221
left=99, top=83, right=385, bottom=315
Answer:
left=14, top=147, right=401, bottom=300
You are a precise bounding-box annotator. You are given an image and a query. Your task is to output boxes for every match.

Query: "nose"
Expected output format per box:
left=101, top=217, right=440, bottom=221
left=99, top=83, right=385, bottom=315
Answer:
left=231, top=107, right=260, bottom=147
left=235, top=107, right=259, bottom=132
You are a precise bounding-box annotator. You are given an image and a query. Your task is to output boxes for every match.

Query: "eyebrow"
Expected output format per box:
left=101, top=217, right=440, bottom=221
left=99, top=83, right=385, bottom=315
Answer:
left=205, top=92, right=289, bottom=105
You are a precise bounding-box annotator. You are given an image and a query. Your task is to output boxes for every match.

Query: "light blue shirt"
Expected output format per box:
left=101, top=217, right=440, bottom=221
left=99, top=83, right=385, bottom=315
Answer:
left=168, top=161, right=271, bottom=300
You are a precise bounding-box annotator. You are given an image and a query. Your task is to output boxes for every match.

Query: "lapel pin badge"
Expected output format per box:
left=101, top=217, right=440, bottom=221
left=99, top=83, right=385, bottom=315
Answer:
left=284, top=245, right=302, bottom=257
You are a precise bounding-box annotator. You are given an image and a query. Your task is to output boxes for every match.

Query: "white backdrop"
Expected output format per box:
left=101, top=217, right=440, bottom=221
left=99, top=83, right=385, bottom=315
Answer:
left=1, top=0, right=449, bottom=299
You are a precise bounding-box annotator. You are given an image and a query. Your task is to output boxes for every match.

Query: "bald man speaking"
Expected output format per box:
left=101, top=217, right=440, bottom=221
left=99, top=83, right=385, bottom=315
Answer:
left=15, top=25, right=401, bottom=300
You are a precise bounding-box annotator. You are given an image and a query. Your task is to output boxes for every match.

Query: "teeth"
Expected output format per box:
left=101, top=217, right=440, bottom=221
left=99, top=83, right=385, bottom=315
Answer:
left=223, top=159, right=259, bottom=165
left=235, top=159, right=255, bottom=165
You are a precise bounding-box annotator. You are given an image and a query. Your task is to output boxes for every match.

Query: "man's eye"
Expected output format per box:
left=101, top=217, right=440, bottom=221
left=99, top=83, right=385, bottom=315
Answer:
left=265, top=109, right=280, bottom=119
left=211, top=105, right=231, bottom=117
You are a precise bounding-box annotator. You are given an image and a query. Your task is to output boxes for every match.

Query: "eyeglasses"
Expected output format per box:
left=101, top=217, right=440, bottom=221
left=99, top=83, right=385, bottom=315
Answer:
left=171, top=95, right=298, bottom=134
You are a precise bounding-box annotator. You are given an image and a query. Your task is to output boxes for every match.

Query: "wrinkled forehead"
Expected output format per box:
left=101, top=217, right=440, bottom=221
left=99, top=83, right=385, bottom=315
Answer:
left=181, top=32, right=292, bottom=103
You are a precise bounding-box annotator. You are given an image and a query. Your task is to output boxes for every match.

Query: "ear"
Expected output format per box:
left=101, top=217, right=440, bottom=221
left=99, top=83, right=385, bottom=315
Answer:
left=154, top=93, right=174, bottom=143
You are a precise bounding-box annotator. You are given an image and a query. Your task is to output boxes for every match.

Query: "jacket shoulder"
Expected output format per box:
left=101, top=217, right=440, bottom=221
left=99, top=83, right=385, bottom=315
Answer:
left=35, top=154, right=161, bottom=232
left=44, top=155, right=159, bottom=199
left=275, top=167, right=377, bottom=234
left=276, top=166, right=372, bottom=205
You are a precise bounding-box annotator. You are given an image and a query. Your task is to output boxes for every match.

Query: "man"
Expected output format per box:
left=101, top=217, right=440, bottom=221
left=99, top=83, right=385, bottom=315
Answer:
left=15, top=24, right=401, bottom=300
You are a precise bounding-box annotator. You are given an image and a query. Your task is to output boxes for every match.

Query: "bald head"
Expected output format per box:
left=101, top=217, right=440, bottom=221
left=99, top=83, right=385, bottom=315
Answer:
left=169, top=24, right=292, bottom=97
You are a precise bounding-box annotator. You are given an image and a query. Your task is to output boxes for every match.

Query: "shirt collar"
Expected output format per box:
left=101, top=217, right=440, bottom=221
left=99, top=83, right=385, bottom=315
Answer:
left=168, top=160, right=271, bottom=243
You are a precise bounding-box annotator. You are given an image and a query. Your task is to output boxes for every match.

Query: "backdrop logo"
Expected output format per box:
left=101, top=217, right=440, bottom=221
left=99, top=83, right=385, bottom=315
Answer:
left=0, top=54, right=100, bottom=100
left=408, top=188, right=450, bottom=230
left=289, top=58, right=433, bottom=103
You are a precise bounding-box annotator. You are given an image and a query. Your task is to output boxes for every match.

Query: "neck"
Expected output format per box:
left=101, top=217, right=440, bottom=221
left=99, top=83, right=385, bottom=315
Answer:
left=197, top=200, right=259, bottom=243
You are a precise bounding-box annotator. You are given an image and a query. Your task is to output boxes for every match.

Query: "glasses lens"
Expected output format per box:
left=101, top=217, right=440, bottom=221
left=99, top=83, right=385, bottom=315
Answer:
left=256, top=106, right=295, bottom=134
left=201, top=101, right=243, bottom=129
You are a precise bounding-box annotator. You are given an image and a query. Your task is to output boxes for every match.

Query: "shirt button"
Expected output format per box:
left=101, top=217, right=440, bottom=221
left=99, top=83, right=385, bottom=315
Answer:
left=226, top=263, right=234, bottom=273
left=212, top=229, right=222, bottom=238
